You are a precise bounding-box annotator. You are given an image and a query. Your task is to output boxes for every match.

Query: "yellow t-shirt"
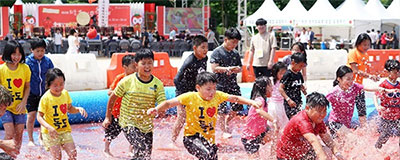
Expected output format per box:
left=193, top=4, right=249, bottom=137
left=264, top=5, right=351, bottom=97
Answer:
left=0, top=63, right=31, bottom=114
left=178, top=91, right=229, bottom=144
left=114, top=73, right=166, bottom=133
left=347, top=48, right=369, bottom=84
left=38, top=90, right=72, bottom=134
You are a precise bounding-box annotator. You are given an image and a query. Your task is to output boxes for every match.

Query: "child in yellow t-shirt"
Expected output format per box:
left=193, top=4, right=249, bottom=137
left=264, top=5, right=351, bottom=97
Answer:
left=0, top=40, right=31, bottom=153
left=37, top=68, right=87, bottom=160
left=147, top=72, right=261, bottom=160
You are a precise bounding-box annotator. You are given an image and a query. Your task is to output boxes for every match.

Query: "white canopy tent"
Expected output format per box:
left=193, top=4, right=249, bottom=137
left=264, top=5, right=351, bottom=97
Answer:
left=244, top=0, right=283, bottom=26
left=383, top=0, right=400, bottom=32
left=281, top=0, right=308, bottom=26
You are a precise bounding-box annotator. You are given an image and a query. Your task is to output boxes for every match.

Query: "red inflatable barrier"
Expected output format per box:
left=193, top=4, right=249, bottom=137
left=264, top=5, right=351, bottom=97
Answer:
left=106, top=52, right=177, bottom=87
left=366, top=49, right=400, bottom=77
left=0, top=55, right=3, bottom=64
left=242, top=50, right=291, bottom=82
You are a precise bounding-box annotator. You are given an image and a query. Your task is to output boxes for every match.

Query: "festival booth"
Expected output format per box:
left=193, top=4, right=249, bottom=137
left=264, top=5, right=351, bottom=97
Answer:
left=0, top=7, right=9, bottom=40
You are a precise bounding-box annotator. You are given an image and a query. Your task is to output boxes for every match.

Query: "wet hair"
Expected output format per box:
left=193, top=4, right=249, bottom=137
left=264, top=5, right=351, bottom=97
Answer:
left=196, top=71, right=217, bottom=86
left=250, top=76, right=271, bottom=100
left=333, top=65, right=353, bottom=86
left=384, top=59, right=400, bottom=72
left=135, top=48, right=154, bottom=62
left=306, top=92, right=329, bottom=109
left=355, top=33, right=371, bottom=47
left=31, top=39, right=47, bottom=50
left=255, top=18, right=267, bottom=26
left=2, top=40, right=25, bottom=63
left=290, top=42, right=306, bottom=54
left=46, top=68, right=65, bottom=88
left=69, top=29, right=77, bottom=36
left=122, top=55, right=136, bottom=67
left=0, top=85, right=12, bottom=107
left=193, top=35, right=208, bottom=47
left=224, top=27, right=242, bottom=40
left=291, top=52, right=307, bottom=64
left=271, top=62, right=287, bottom=84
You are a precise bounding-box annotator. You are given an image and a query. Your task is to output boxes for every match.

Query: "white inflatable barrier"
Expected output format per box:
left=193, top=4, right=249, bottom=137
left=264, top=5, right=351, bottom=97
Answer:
left=306, top=50, right=348, bottom=80
left=47, top=54, right=107, bottom=91
left=181, top=51, right=242, bottom=83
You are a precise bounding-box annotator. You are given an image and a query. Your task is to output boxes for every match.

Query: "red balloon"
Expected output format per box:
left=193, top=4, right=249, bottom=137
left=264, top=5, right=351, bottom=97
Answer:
left=87, top=29, right=97, bottom=39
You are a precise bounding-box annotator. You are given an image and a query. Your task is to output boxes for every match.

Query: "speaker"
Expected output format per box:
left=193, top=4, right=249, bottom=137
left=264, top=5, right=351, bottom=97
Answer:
left=281, top=37, right=291, bottom=50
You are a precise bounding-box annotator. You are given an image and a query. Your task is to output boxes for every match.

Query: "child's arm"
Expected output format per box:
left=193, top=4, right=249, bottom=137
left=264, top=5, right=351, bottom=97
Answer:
left=211, top=63, right=239, bottom=75
left=68, top=104, right=88, bottom=118
left=320, top=132, right=345, bottom=160
left=279, top=83, right=296, bottom=107
left=373, top=94, right=385, bottom=112
left=349, top=63, right=379, bottom=81
left=255, top=108, right=274, bottom=122
left=102, top=92, right=119, bottom=128
left=301, top=84, right=307, bottom=95
left=16, top=82, right=30, bottom=113
left=36, top=112, right=58, bottom=138
left=303, top=133, right=328, bottom=160
left=226, top=95, right=261, bottom=108
left=246, top=44, right=255, bottom=70
left=147, top=98, right=182, bottom=115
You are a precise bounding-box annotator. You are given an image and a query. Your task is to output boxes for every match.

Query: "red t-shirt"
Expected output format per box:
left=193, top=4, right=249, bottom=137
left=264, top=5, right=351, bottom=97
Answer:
left=277, top=110, right=327, bottom=160
left=110, top=73, right=126, bottom=118
left=377, top=79, right=400, bottom=120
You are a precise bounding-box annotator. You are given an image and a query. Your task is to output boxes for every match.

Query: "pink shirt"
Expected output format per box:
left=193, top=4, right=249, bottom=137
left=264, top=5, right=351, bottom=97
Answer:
left=326, top=83, right=363, bottom=128
left=270, top=82, right=284, bottom=102
left=242, top=97, right=268, bottom=140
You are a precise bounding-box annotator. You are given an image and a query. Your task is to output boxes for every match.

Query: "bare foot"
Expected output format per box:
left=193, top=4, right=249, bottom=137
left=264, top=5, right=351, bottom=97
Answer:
left=103, top=150, right=114, bottom=157
left=27, top=141, right=36, bottom=147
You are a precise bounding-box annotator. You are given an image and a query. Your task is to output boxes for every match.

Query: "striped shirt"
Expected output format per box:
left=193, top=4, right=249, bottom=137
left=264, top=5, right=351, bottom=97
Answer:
left=114, top=73, right=166, bottom=133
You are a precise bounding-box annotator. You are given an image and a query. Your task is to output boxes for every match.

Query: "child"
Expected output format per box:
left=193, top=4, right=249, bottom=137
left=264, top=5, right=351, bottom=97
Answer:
left=373, top=59, right=400, bottom=150
left=147, top=72, right=260, bottom=160
left=0, top=40, right=31, bottom=152
left=327, top=65, right=385, bottom=138
left=103, top=55, right=136, bottom=157
left=53, top=28, right=63, bottom=54
left=25, top=39, right=54, bottom=146
left=277, top=92, right=344, bottom=160
left=282, top=42, right=307, bottom=81
left=347, top=33, right=380, bottom=128
left=269, top=62, right=289, bottom=131
left=36, top=68, right=87, bottom=160
left=102, top=49, right=166, bottom=160
left=279, top=52, right=307, bottom=119
left=172, top=35, right=208, bottom=143
left=0, top=85, right=19, bottom=159
left=210, top=27, right=243, bottom=138
left=241, top=76, right=277, bottom=158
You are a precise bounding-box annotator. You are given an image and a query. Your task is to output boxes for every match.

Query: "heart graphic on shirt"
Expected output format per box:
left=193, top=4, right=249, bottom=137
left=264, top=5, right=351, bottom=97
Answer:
left=206, top=107, right=216, bottom=117
left=13, top=79, right=23, bottom=88
left=60, top=104, right=67, bottom=114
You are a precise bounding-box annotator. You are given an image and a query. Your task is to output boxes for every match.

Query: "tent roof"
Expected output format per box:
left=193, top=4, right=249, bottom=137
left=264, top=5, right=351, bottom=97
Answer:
left=387, top=0, right=400, bottom=19
left=364, top=0, right=387, bottom=19
left=281, top=0, right=308, bottom=20
left=245, top=0, right=281, bottom=26
left=337, top=0, right=378, bottom=20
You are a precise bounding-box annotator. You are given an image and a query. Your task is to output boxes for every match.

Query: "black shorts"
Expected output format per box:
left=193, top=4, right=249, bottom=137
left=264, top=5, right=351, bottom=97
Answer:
left=183, top=133, right=218, bottom=160
left=0, top=152, right=13, bottom=160
left=26, top=94, right=42, bottom=113
left=241, top=131, right=267, bottom=154
left=328, top=121, right=344, bottom=138
left=122, top=127, right=153, bottom=159
left=104, top=116, right=122, bottom=142
left=217, top=87, right=243, bottom=114
left=377, top=118, right=400, bottom=137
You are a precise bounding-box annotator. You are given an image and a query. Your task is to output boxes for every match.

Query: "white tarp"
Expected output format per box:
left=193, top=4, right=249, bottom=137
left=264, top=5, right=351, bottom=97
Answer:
left=383, top=0, right=400, bottom=26
left=281, top=0, right=308, bottom=26
left=297, top=0, right=347, bottom=26
left=244, top=0, right=285, bottom=26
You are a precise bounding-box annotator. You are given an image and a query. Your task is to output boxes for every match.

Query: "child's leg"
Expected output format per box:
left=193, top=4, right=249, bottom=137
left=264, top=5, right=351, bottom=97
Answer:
left=14, top=124, right=25, bottom=150
left=2, top=123, right=15, bottom=140
left=355, top=91, right=367, bottom=125
left=123, top=127, right=152, bottom=159
left=183, top=134, right=218, bottom=160
left=217, top=102, right=230, bottom=135
left=26, top=111, right=37, bottom=145
left=49, top=145, right=62, bottom=160
left=103, top=117, right=122, bottom=156
left=375, top=118, right=392, bottom=149
left=62, top=142, right=77, bottom=160
left=171, top=105, right=186, bottom=142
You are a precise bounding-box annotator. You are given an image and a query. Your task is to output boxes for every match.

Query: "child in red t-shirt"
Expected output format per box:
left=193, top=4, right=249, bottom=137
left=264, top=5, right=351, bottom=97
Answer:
left=103, top=55, right=136, bottom=157
left=276, top=92, right=344, bottom=160
left=374, top=59, right=400, bottom=151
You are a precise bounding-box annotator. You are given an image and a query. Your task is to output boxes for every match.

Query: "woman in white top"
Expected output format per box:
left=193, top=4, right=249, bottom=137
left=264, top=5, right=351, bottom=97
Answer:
left=66, top=29, right=79, bottom=54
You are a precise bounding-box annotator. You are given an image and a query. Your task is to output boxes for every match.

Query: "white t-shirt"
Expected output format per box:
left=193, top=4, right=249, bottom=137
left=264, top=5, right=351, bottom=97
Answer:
left=66, top=36, right=79, bottom=54
left=54, top=33, right=63, bottom=45
left=299, top=32, right=309, bottom=43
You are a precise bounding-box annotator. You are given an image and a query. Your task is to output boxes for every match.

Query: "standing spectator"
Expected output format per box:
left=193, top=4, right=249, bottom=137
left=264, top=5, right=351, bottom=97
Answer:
left=390, top=30, right=398, bottom=49
left=210, top=27, right=243, bottom=139
left=381, top=31, right=388, bottom=49
left=376, top=30, right=381, bottom=49
left=169, top=27, right=176, bottom=41
left=207, top=28, right=215, bottom=51
left=369, top=29, right=378, bottom=49
left=53, top=28, right=63, bottom=54
left=247, top=18, right=277, bottom=78
left=298, top=28, right=309, bottom=49
left=308, top=27, right=315, bottom=50
left=142, top=28, right=149, bottom=48
left=153, top=31, right=161, bottom=42
left=66, top=29, right=79, bottom=54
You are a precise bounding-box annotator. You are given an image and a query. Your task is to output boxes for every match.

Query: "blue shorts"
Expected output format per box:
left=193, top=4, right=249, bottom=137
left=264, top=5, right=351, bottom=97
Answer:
left=1, top=111, right=26, bottom=124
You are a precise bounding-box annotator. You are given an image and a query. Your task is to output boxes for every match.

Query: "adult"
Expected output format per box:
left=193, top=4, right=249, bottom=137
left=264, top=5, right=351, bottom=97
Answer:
left=53, top=28, right=63, bottom=53
left=66, top=29, right=79, bottom=54
left=381, top=31, right=387, bottom=49
left=169, top=27, right=176, bottom=41
left=308, top=27, right=315, bottom=49
left=207, top=28, right=216, bottom=51
left=369, top=29, right=378, bottom=49
left=142, top=28, right=149, bottom=48
left=247, top=18, right=277, bottom=78
left=210, top=27, right=243, bottom=138
left=390, top=30, right=398, bottom=49
left=376, top=30, right=381, bottom=49
left=298, top=28, right=309, bottom=50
